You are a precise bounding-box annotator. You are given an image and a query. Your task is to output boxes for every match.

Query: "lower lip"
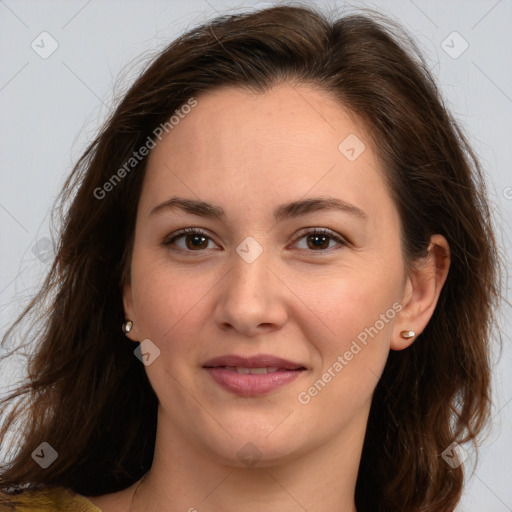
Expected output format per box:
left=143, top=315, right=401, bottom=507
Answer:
left=205, top=368, right=304, bottom=396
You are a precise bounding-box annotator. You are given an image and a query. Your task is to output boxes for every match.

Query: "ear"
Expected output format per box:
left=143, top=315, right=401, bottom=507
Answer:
left=391, top=234, right=450, bottom=350
left=122, top=281, right=140, bottom=342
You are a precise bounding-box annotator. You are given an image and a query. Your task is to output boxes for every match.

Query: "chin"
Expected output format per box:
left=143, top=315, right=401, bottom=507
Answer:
left=193, top=420, right=313, bottom=468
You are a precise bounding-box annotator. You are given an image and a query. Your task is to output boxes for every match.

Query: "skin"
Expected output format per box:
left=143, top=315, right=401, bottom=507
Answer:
left=88, top=83, right=450, bottom=512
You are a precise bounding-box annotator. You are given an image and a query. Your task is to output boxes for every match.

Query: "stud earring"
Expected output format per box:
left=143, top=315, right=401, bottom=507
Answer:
left=400, top=330, right=415, bottom=339
left=122, top=320, right=133, bottom=333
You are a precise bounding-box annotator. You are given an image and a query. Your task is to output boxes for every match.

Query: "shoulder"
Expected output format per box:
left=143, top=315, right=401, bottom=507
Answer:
left=0, top=487, right=101, bottom=512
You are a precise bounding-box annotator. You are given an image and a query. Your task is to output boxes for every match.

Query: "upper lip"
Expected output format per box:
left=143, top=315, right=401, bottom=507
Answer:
left=203, top=354, right=305, bottom=370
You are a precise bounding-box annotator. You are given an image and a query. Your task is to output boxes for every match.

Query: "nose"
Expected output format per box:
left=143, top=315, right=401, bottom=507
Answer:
left=213, top=249, right=288, bottom=337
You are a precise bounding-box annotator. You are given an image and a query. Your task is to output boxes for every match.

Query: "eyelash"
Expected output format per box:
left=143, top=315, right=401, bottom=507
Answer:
left=163, top=227, right=348, bottom=254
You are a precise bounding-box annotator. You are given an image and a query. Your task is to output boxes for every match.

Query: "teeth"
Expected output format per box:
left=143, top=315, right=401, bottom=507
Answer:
left=224, top=366, right=281, bottom=374
left=248, top=367, right=267, bottom=374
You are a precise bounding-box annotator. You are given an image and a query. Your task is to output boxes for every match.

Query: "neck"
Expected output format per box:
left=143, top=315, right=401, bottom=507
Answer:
left=132, top=406, right=368, bottom=512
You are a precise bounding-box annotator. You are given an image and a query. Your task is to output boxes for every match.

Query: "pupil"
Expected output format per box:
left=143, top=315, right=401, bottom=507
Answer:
left=186, top=235, right=207, bottom=250
left=308, top=235, right=328, bottom=249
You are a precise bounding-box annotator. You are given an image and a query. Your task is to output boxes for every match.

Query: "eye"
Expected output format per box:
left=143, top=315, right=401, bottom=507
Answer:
left=164, top=228, right=219, bottom=251
left=163, top=227, right=348, bottom=254
left=292, top=228, right=347, bottom=252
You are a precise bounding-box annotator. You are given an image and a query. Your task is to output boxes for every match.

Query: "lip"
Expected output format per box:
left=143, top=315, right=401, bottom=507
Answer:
left=203, top=354, right=306, bottom=397
left=203, top=354, right=304, bottom=370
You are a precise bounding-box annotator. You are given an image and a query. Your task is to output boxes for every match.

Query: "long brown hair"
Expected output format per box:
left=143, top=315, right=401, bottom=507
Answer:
left=0, top=5, right=501, bottom=511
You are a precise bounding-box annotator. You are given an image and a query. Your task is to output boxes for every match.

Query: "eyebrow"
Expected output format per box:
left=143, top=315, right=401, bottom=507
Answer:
left=149, top=196, right=367, bottom=222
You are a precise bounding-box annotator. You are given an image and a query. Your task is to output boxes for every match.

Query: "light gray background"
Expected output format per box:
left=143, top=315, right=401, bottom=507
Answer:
left=1, top=1, right=511, bottom=510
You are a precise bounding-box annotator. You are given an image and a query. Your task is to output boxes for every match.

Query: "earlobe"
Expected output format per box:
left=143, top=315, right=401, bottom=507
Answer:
left=122, top=320, right=134, bottom=333
left=122, top=282, right=139, bottom=341
left=391, top=234, right=450, bottom=351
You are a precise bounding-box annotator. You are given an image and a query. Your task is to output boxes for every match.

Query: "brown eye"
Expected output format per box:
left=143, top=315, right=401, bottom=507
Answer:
left=164, top=229, right=218, bottom=252
left=293, top=229, right=346, bottom=252
left=307, top=234, right=330, bottom=250
left=184, top=234, right=209, bottom=250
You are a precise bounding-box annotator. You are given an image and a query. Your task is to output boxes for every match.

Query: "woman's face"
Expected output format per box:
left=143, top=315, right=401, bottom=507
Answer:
left=123, top=83, right=413, bottom=466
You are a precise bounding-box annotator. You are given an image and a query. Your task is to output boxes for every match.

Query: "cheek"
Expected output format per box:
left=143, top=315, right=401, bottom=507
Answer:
left=292, top=261, right=402, bottom=346
left=129, top=266, right=211, bottom=399
left=129, top=252, right=217, bottom=355
left=292, top=281, right=397, bottom=412
left=289, top=262, right=403, bottom=405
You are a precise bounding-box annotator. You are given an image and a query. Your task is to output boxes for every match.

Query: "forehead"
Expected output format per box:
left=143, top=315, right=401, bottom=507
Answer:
left=141, top=83, right=394, bottom=226
left=160, top=83, right=368, bottom=165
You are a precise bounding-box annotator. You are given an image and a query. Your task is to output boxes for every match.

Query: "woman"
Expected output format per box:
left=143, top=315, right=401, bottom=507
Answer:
left=0, top=4, right=501, bottom=512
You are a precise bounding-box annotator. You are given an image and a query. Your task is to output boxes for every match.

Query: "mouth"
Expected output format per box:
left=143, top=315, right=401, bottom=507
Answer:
left=203, top=354, right=305, bottom=370
left=219, top=366, right=294, bottom=374
left=203, top=354, right=306, bottom=396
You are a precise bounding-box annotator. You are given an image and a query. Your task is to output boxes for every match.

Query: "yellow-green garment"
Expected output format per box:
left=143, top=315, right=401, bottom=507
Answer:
left=0, top=487, right=101, bottom=511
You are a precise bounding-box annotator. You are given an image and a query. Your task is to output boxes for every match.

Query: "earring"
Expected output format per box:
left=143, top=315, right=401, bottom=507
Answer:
left=400, top=330, right=415, bottom=339
left=122, top=320, right=133, bottom=333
